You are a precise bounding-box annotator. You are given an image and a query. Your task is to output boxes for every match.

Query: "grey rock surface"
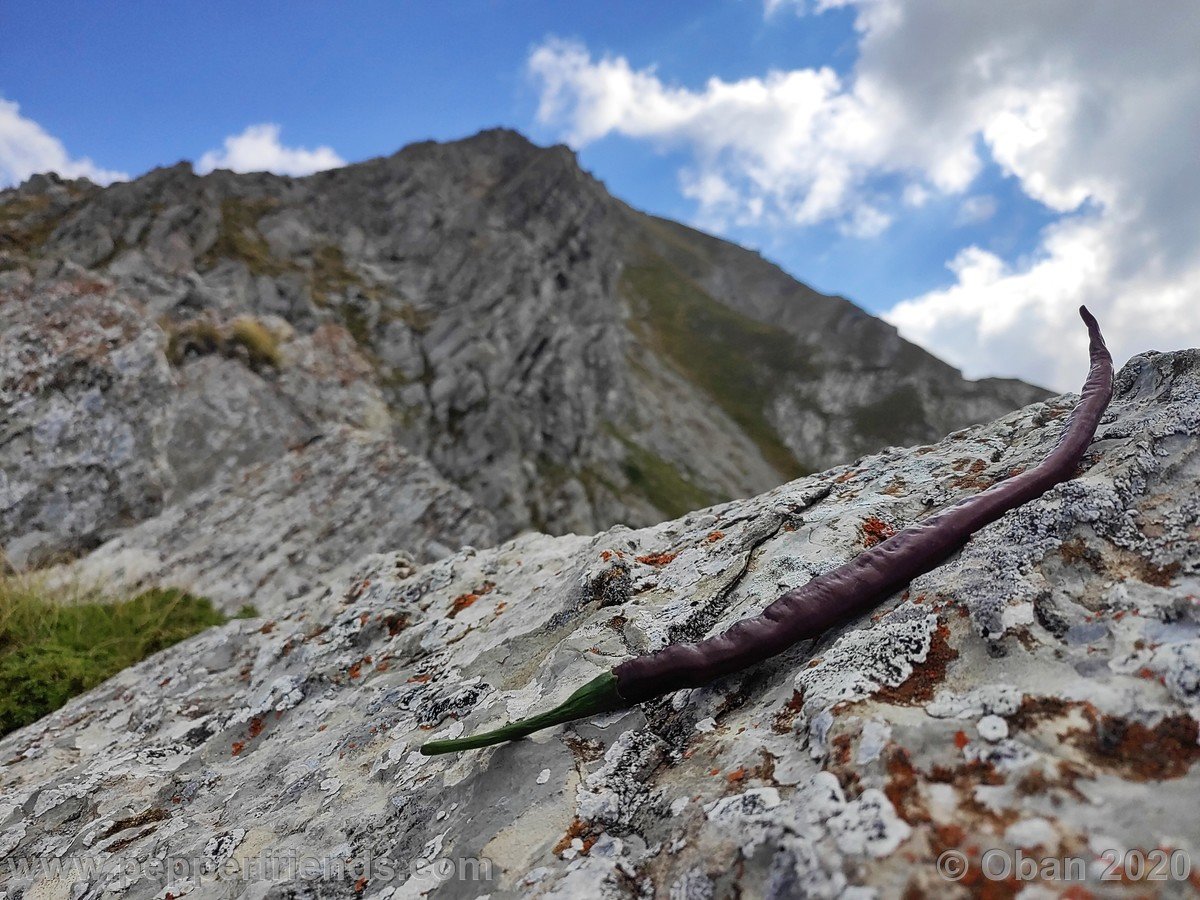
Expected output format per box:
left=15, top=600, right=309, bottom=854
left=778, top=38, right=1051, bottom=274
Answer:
left=0, top=279, right=175, bottom=567
left=1, top=130, right=1049, bottom=545
left=1, top=279, right=490, bottom=582
left=1, top=349, right=1196, bottom=898
left=65, top=426, right=497, bottom=614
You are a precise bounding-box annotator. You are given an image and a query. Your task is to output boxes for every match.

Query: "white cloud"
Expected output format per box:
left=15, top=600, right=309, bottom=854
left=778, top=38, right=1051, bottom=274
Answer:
left=197, top=124, right=344, bottom=177
left=528, top=3, right=1200, bottom=390
left=0, top=97, right=127, bottom=187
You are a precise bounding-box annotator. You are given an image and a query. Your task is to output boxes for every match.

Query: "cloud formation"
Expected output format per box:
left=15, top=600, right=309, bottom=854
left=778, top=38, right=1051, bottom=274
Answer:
left=197, top=124, right=344, bottom=177
left=528, top=2, right=1200, bottom=390
left=0, top=97, right=128, bottom=187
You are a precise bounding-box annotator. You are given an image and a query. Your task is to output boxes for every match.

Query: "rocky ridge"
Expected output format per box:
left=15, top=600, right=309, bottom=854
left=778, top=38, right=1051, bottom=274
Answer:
left=1, top=129, right=1048, bottom=558
left=1, top=347, right=1195, bottom=898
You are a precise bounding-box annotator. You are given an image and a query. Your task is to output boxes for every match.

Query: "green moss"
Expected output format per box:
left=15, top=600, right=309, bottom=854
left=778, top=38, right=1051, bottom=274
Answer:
left=621, top=247, right=807, bottom=479
left=201, top=197, right=290, bottom=275
left=609, top=428, right=720, bottom=519
left=0, top=581, right=230, bottom=737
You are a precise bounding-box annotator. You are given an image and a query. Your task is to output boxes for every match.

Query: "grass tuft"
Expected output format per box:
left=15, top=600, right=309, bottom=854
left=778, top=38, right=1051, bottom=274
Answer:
left=0, top=577, right=231, bottom=737
left=226, top=316, right=283, bottom=370
left=165, top=316, right=283, bottom=372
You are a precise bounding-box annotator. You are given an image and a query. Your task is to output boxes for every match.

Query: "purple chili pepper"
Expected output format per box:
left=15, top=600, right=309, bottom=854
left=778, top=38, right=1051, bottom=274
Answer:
left=422, top=306, right=1113, bottom=754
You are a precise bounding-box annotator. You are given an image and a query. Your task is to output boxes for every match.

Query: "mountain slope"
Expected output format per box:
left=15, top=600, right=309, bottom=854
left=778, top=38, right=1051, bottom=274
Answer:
left=0, top=129, right=1048, bottom=546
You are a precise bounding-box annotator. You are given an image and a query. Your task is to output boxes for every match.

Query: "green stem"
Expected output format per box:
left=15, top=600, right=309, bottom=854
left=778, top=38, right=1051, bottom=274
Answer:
left=419, top=671, right=626, bottom=755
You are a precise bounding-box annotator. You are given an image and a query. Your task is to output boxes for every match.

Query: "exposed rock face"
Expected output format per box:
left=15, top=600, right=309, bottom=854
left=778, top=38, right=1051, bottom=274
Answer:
left=0, top=279, right=493, bottom=578
left=66, top=427, right=498, bottom=614
left=1, top=129, right=1048, bottom=546
left=0, top=280, right=175, bottom=567
left=2, top=349, right=1195, bottom=898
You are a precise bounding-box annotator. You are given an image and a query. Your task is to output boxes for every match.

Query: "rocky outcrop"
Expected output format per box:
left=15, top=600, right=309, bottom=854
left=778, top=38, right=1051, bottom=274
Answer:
left=0, top=279, right=492, bottom=578
left=65, top=427, right=497, bottom=614
left=1, top=129, right=1048, bottom=546
left=1, top=349, right=1195, bottom=898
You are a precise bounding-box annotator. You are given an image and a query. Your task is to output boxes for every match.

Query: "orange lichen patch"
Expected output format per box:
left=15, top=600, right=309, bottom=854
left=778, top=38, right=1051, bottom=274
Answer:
left=949, top=458, right=994, bottom=490
left=834, top=468, right=859, bottom=483
left=231, top=741, right=245, bottom=756
left=1129, top=557, right=1181, bottom=588
left=1070, top=712, right=1200, bottom=781
left=552, top=818, right=599, bottom=856
left=449, top=592, right=480, bottom=617
left=726, top=767, right=747, bottom=783
left=247, top=716, right=265, bottom=739
left=259, top=620, right=276, bottom=635
left=1059, top=537, right=1180, bottom=588
left=884, top=747, right=931, bottom=825
left=831, top=733, right=854, bottom=768
left=408, top=673, right=432, bottom=684
left=772, top=689, right=806, bottom=734
left=873, top=623, right=958, bottom=705
left=861, top=516, right=897, bottom=547
left=635, top=550, right=678, bottom=567
left=749, top=749, right=778, bottom=784
left=345, top=578, right=372, bottom=603
left=703, top=530, right=725, bottom=544
left=953, top=730, right=969, bottom=750
left=447, top=582, right=496, bottom=618
left=1008, top=694, right=1074, bottom=732
left=347, top=658, right=370, bottom=679
left=882, top=478, right=907, bottom=495
left=354, top=877, right=368, bottom=894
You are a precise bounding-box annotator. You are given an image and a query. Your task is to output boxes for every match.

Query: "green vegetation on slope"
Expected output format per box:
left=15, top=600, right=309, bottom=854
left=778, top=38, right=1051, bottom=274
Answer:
left=609, top=428, right=721, bottom=520
left=201, top=197, right=291, bottom=275
left=0, top=194, right=61, bottom=260
left=850, top=383, right=926, bottom=442
left=621, top=247, right=808, bottom=480
left=0, top=579, right=252, bottom=736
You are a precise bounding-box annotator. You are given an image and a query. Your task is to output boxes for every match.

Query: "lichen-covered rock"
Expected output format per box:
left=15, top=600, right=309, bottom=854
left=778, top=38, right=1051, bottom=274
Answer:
left=1, top=278, right=483, bottom=577
left=1, top=349, right=1197, bottom=898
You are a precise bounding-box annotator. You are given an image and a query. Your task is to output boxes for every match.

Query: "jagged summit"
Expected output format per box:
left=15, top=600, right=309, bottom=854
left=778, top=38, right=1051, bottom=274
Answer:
left=2, top=127, right=1047, bottom=563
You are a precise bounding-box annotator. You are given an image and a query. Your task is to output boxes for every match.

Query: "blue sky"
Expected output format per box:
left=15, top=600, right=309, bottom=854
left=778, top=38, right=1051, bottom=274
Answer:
left=3, top=1, right=1198, bottom=390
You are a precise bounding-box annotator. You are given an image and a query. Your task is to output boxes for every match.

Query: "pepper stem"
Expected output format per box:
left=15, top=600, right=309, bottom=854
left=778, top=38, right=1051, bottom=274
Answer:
left=419, top=671, right=626, bottom=755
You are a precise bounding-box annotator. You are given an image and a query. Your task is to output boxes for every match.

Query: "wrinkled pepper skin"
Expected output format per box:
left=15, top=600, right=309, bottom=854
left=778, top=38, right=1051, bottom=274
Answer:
left=422, top=306, right=1113, bottom=755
